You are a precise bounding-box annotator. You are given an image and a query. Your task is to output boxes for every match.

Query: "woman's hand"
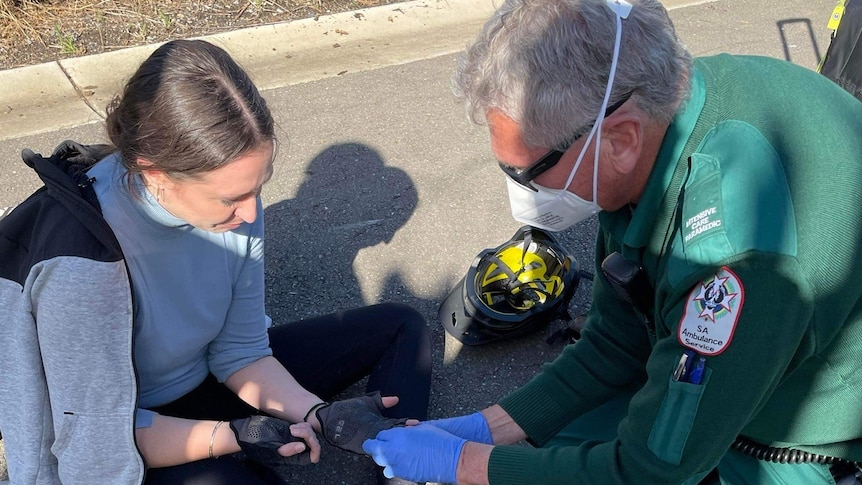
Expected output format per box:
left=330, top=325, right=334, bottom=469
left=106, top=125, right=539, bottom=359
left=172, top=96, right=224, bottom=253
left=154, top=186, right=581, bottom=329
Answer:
left=314, top=391, right=412, bottom=455
left=278, top=421, right=321, bottom=463
left=379, top=396, right=418, bottom=426
left=230, top=415, right=318, bottom=467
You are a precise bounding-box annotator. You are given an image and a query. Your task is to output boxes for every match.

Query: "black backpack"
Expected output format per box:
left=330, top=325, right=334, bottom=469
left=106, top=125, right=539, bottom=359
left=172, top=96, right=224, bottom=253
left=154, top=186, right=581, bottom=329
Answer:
left=819, top=0, right=862, bottom=100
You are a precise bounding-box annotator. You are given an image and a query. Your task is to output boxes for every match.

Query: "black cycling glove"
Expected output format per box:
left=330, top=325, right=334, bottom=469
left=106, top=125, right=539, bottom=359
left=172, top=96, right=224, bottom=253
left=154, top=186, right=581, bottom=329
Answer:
left=229, top=415, right=312, bottom=467
left=315, top=391, right=408, bottom=454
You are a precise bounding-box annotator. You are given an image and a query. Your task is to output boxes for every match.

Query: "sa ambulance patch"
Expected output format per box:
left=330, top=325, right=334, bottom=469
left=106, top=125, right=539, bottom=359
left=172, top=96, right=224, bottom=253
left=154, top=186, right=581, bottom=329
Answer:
left=677, top=267, right=744, bottom=355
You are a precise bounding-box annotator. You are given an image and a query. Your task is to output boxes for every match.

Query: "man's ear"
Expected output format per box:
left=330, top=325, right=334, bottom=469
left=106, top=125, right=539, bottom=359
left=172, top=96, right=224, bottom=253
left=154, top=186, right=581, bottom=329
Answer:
left=602, top=115, right=642, bottom=176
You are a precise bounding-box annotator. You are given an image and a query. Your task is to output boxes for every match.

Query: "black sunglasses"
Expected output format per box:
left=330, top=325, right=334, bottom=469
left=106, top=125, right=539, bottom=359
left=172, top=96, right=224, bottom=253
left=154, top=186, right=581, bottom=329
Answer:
left=499, top=92, right=633, bottom=191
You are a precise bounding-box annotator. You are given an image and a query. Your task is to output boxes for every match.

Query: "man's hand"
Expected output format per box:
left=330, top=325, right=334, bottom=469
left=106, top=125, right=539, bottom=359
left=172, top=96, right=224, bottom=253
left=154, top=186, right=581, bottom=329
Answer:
left=362, top=423, right=466, bottom=483
left=425, top=412, right=493, bottom=444
left=315, top=391, right=408, bottom=454
left=229, top=415, right=319, bottom=467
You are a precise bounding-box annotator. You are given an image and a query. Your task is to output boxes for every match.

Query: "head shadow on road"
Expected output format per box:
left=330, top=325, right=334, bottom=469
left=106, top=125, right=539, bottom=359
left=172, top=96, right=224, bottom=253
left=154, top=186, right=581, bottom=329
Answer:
left=263, top=141, right=426, bottom=322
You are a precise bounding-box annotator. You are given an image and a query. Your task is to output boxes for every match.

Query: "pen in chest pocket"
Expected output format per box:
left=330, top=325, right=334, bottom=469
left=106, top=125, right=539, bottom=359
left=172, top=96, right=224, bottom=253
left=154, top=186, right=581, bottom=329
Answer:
left=671, top=349, right=707, bottom=384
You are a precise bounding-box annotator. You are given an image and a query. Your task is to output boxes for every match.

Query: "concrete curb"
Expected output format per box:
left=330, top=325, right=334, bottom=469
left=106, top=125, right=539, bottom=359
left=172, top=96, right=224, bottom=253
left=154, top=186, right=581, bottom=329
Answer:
left=0, top=0, right=710, bottom=143
left=0, top=0, right=498, bottom=142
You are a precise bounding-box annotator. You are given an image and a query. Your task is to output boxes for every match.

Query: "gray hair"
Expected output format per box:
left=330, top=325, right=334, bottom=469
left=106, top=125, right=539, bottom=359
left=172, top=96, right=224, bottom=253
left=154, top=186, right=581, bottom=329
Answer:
left=453, top=0, right=692, bottom=149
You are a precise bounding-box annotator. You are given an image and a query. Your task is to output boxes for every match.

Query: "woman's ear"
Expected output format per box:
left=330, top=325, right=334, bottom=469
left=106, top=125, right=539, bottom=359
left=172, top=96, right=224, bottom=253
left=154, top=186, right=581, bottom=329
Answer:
left=137, top=159, right=174, bottom=189
left=602, top=115, right=643, bottom=176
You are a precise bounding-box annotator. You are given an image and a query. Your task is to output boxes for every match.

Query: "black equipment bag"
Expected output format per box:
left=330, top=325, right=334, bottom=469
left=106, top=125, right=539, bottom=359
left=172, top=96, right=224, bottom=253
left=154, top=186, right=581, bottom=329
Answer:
left=820, top=0, right=862, bottom=101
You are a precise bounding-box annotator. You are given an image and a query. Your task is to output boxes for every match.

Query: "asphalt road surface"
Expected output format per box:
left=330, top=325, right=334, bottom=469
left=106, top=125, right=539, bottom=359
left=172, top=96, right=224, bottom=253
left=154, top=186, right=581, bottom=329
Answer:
left=0, top=0, right=837, bottom=483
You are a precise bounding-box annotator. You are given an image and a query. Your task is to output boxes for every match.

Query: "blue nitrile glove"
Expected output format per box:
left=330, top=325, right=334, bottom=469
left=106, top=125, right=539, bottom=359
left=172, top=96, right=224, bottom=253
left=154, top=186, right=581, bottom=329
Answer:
left=362, top=423, right=466, bottom=483
left=425, top=412, right=493, bottom=445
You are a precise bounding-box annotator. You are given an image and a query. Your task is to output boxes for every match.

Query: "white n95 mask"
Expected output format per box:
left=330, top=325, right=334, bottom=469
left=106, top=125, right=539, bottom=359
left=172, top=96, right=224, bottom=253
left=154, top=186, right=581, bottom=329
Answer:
left=506, top=176, right=600, bottom=232
left=505, top=0, right=629, bottom=232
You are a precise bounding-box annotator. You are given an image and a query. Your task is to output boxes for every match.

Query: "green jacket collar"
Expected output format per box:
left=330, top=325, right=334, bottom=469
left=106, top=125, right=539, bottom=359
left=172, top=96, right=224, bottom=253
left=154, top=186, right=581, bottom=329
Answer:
left=600, top=68, right=706, bottom=252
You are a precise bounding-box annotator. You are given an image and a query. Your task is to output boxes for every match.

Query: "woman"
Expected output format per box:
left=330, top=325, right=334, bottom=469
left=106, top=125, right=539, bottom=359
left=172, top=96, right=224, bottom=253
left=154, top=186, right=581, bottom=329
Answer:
left=0, top=39, right=431, bottom=485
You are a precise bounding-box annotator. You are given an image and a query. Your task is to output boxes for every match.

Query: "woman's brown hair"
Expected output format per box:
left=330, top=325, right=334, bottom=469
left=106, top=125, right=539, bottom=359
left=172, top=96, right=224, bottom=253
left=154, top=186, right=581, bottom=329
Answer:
left=106, top=39, right=274, bottom=179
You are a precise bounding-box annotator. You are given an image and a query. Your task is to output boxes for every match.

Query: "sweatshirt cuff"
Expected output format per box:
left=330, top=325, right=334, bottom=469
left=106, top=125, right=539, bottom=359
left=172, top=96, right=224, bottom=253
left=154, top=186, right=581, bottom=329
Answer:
left=135, top=408, right=156, bottom=429
left=487, top=445, right=542, bottom=484
left=499, top=384, right=572, bottom=446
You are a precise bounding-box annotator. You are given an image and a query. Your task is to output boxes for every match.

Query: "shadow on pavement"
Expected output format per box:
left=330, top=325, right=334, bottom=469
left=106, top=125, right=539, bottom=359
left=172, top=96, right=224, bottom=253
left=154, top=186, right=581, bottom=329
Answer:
left=261, top=142, right=597, bottom=484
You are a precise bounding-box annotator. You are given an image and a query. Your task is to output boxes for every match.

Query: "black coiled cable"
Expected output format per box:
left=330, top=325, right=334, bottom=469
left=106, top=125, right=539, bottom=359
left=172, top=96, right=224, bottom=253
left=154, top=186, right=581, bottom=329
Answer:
left=732, top=436, right=861, bottom=466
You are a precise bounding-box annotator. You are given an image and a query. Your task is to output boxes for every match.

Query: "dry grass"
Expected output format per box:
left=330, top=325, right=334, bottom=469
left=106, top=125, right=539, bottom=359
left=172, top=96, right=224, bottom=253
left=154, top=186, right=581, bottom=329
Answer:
left=0, top=0, right=41, bottom=41
left=0, top=0, right=396, bottom=69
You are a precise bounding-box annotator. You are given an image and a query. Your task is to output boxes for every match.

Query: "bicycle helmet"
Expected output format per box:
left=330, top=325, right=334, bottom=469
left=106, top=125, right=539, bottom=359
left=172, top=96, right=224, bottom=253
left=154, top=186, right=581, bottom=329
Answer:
left=439, top=225, right=580, bottom=345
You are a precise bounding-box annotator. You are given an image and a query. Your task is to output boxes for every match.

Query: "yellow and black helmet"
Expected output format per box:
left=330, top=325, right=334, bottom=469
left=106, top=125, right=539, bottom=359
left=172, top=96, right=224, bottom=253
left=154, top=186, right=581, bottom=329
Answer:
left=439, top=225, right=581, bottom=345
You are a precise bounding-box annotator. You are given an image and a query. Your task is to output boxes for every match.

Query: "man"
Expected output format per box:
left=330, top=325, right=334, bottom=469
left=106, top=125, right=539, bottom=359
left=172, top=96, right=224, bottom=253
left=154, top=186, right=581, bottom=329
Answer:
left=362, top=0, right=862, bottom=483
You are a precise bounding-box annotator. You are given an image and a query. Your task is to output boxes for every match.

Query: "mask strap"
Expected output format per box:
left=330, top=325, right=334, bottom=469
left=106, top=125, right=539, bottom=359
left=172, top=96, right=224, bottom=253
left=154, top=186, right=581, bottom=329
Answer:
left=607, top=0, right=632, bottom=19
left=559, top=1, right=629, bottom=203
